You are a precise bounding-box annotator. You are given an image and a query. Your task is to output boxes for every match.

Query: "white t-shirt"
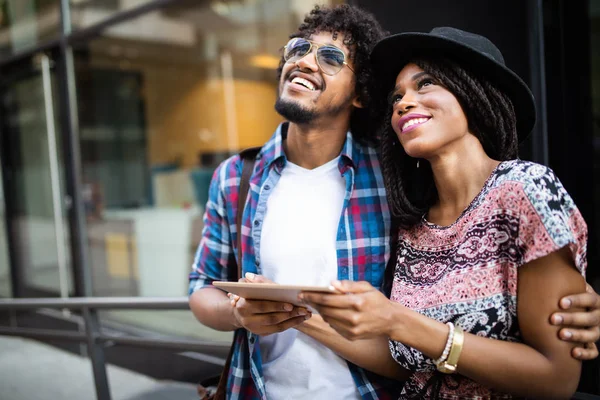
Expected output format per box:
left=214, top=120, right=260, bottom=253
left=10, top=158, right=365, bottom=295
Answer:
left=259, top=157, right=361, bottom=400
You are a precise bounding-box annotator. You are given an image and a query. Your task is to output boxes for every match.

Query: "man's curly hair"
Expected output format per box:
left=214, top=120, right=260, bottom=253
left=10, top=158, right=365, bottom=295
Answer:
left=276, top=4, right=388, bottom=146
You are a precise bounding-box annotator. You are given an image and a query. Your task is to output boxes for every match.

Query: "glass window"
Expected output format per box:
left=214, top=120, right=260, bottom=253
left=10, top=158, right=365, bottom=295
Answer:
left=73, top=0, right=338, bottom=338
left=70, top=0, right=155, bottom=30
left=0, top=0, right=61, bottom=58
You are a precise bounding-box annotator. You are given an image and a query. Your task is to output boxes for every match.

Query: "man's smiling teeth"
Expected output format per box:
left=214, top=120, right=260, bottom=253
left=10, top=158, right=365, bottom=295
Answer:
left=402, top=117, right=429, bottom=131
left=291, top=77, right=316, bottom=91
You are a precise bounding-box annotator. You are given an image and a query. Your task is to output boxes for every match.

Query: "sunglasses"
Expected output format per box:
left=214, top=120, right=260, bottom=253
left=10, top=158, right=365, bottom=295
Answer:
left=283, top=38, right=355, bottom=76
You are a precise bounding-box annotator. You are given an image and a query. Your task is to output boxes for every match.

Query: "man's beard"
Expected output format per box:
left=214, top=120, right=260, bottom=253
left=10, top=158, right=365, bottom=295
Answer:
left=274, top=97, right=318, bottom=124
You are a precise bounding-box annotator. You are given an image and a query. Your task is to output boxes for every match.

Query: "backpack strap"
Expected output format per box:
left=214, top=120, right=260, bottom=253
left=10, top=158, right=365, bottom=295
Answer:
left=206, top=146, right=261, bottom=400
left=231, top=146, right=261, bottom=281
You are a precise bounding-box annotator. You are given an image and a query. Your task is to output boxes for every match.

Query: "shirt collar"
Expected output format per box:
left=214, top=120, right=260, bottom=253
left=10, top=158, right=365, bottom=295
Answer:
left=259, top=122, right=363, bottom=172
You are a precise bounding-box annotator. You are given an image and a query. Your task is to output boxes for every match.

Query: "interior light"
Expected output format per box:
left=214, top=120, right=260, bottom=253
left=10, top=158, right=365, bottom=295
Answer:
left=249, top=54, right=280, bottom=69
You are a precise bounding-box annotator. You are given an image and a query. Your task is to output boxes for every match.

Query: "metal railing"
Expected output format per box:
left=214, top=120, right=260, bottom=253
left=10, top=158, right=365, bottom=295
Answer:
left=0, top=297, right=227, bottom=400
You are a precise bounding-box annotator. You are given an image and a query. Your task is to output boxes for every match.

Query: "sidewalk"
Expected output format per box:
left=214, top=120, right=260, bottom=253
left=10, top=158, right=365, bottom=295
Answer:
left=0, top=335, right=198, bottom=400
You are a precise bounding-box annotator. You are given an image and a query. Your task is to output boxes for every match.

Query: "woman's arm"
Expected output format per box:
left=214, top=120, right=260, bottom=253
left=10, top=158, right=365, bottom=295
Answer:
left=302, top=247, right=585, bottom=399
left=296, top=314, right=412, bottom=381
left=240, top=273, right=411, bottom=380
left=436, top=247, right=584, bottom=398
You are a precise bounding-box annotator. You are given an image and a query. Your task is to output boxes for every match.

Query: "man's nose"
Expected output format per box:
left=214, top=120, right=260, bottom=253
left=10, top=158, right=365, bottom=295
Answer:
left=295, top=50, right=319, bottom=72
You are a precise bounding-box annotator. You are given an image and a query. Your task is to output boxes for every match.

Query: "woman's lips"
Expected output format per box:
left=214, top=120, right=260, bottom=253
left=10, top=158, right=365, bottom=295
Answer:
left=397, top=115, right=431, bottom=133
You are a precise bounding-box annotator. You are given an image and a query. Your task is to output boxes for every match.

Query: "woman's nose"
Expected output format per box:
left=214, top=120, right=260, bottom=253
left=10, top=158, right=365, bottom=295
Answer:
left=397, top=92, right=417, bottom=115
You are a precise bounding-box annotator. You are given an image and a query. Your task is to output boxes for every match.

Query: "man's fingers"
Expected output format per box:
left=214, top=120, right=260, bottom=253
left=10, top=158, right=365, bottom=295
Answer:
left=572, top=343, right=599, bottom=361
left=237, top=297, right=295, bottom=314
left=551, top=310, right=600, bottom=329
left=246, top=313, right=311, bottom=335
left=270, top=314, right=312, bottom=334
left=585, top=283, right=595, bottom=294
left=557, top=326, right=600, bottom=344
left=560, top=292, right=599, bottom=310
left=257, top=310, right=308, bottom=326
left=228, top=293, right=240, bottom=306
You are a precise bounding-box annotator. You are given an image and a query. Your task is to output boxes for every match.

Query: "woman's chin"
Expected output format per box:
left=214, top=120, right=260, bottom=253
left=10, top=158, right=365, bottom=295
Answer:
left=403, top=147, right=429, bottom=160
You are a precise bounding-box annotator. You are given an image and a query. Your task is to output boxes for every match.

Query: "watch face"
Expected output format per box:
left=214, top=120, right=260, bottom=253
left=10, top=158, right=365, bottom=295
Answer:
left=437, top=363, right=457, bottom=374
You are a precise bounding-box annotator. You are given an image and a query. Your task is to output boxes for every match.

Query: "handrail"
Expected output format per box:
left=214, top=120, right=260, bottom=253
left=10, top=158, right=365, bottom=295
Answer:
left=0, top=296, right=227, bottom=400
left=0, top=296, right=190, bottom=310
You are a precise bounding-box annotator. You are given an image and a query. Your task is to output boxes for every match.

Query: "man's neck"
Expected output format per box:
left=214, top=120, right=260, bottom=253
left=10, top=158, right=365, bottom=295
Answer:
left=284, top=121, right=349, bottom=170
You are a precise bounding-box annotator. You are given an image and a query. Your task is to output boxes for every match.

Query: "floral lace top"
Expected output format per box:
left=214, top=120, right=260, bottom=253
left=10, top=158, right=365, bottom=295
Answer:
left=389, top=160, right=588, bottom=399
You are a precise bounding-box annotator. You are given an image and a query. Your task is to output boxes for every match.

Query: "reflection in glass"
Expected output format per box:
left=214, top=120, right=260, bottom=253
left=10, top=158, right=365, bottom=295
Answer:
left=0, top=161, right=11, bottom=298
left=73, top=0, right=336, bottom=336
left=1, top=56, right=72, bottom=296
left=0, top=0, right=60, bottom=58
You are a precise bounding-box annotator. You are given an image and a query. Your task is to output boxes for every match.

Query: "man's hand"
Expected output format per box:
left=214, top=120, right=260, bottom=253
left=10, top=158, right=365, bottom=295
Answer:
left=551, top=283, right=600, bottom=360
left=229, top=273, right=311, bottom=336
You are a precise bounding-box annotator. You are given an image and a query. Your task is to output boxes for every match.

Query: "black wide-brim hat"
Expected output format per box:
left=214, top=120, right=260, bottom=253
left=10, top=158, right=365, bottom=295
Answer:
left=370, top=27, right=536, bottom=141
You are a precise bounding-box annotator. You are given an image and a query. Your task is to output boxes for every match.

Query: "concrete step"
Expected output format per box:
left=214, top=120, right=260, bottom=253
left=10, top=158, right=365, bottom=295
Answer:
left=0, top=335, right=198, bottom=400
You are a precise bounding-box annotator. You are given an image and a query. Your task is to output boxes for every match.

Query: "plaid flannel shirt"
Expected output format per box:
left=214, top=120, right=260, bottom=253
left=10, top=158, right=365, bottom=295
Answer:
left=189, top=123, right=402, bottom=399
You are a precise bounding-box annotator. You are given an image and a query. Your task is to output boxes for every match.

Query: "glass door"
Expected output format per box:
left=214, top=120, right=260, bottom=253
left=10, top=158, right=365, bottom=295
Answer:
left=0, top=51, right=73, bottom=297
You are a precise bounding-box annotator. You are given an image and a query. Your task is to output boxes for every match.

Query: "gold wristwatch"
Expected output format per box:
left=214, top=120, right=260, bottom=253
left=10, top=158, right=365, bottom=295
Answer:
left=437, top=326, right=464, bottom=374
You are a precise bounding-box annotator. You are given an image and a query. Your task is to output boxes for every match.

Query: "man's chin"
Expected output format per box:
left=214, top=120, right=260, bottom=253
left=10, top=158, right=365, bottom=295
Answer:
left=275, top=98, right=317, bottom=125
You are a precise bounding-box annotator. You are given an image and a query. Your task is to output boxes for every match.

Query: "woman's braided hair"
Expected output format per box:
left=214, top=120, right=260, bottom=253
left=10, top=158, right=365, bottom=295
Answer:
left=277, top=4, right=388, bottom=146
left=379, top=56, right=519, bottom=228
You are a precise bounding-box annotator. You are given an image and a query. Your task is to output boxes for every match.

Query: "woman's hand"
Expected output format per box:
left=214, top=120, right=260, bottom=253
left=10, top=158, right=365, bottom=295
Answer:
left=552, top=283, right=600, bottom=360
left=300, top=280, right=398, bottom=340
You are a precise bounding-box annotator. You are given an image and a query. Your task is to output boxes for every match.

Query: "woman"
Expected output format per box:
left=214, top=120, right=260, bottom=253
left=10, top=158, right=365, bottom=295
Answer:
left=300, top=27, right=588, bottom=399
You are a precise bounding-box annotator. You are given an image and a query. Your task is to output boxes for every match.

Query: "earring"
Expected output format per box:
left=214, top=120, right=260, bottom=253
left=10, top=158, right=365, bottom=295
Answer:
left=417, top=159, right=420, bottom=169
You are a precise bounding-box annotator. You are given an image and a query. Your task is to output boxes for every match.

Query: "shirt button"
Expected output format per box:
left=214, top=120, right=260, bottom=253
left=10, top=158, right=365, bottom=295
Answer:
left=254, top=220, right=260, bottom=227
left=249, top=336, right=255, bottom=344
left=255, top=259, right=260, bottom=266
left=264, top=185, right=270, bottom=191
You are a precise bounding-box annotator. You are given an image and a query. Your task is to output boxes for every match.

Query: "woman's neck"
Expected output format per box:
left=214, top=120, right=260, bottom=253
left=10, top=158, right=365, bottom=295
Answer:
left=427, top=138, right=500, bottom=226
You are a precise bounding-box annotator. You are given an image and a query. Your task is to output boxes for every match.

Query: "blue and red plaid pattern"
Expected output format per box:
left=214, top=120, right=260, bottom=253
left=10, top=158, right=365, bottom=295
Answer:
left=189, top=123, right=402, bottom=399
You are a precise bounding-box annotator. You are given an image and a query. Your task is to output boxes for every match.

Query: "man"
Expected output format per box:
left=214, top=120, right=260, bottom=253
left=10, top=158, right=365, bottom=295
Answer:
left=189, top=4, right=600, bottom=399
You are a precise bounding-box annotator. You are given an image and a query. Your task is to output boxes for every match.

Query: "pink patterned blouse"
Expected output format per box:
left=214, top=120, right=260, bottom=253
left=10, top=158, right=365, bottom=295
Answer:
left=390, top=160, right=588, bottom=399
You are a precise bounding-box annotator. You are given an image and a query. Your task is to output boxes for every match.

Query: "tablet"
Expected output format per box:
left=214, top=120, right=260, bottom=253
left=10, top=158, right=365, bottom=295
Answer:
left=212, top=281, right=339, bottom=307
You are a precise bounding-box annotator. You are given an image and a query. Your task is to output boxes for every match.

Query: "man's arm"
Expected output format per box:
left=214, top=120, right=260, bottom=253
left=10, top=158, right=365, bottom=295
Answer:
left=190, top=288, right=240, bottom=331
left=188, top=159, right=240, bottom=330
left=553, top=283, right=600, bottom=360
left=188, top=160, right=311, bottom=335
left=190, top=287, right=310, bottom=333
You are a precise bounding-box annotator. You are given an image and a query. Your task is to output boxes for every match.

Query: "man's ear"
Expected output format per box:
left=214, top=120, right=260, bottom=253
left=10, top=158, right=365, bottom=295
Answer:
left=352, top=96, right=364, bottom=109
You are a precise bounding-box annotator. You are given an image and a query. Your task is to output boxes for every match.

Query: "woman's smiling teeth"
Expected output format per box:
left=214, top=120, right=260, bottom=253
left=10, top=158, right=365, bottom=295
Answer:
left=402, top=117, right=429, bottom=132
left=291, top=77, right=316, bottom=91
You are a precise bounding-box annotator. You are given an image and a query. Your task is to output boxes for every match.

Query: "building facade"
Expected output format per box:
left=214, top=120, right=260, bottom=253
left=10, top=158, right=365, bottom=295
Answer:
left=0, top=0, right=598, bottom=395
